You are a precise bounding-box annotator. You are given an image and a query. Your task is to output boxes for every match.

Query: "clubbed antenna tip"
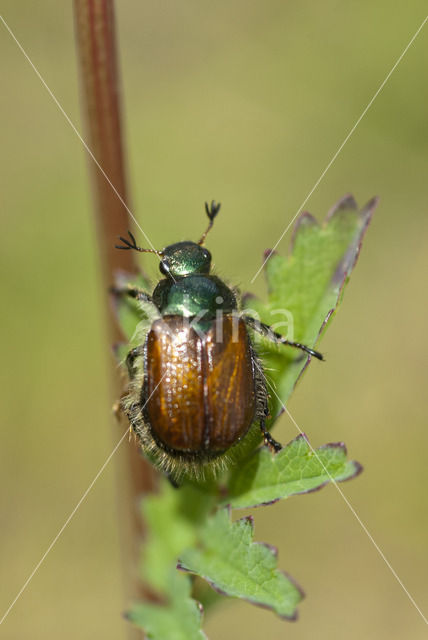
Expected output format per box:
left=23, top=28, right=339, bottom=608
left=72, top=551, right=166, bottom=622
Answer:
left=115, top=230, right=161, bottom=255
left=199, top=200, right=221, bottom=245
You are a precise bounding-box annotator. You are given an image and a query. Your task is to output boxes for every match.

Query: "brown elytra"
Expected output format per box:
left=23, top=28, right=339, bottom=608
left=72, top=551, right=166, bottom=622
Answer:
left=143, top=315, right=256, bottom=453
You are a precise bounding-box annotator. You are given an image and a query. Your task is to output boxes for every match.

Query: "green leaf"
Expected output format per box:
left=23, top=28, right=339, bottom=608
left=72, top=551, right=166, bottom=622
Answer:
left=178, top=508, right=303, bottom=620
left=225, top=433, right=362, bottom=509
left=127, top=572, right=207, bottom=640
left=141, top=479, right=215, bottom=594
left=244, top=194, right=378, bottom=419
left=129, top=482, right=214, bottom=638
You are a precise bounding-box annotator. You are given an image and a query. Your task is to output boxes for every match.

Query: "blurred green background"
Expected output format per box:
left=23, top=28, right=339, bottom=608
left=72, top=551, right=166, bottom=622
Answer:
left=1, top=1, right=427, bottom=638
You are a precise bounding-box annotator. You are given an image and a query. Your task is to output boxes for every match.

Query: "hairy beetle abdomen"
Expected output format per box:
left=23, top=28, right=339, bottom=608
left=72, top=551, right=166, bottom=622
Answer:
left=143, top=315, right=256, bottom=455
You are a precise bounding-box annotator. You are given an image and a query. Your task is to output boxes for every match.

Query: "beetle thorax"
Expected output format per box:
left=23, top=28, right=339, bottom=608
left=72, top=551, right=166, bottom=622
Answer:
left=152, top=275, right=237, bottom=320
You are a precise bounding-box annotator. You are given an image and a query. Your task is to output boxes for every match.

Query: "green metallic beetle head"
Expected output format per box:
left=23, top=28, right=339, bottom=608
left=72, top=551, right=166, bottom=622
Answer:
left=115, top=200, right=221, bottom=279
left=160, top=241, right=211, bottom=278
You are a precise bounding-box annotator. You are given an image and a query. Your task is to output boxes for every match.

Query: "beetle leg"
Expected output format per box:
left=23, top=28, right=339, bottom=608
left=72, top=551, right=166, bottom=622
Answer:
left=260, top=415, right=282, bottom=453
left=244, top=315, right=324, bottom=361
left=110, top=285, right=153, bottom=304
left=126, top=345, right=144, bottom=378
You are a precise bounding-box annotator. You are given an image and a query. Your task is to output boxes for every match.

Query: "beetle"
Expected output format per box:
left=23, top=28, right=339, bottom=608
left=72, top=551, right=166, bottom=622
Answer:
left=113, top=202, right=323, bottom=479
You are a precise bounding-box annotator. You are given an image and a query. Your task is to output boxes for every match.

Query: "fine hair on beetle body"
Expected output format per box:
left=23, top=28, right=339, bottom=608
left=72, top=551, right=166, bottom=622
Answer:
left=113, top=201, right=324, bottom=481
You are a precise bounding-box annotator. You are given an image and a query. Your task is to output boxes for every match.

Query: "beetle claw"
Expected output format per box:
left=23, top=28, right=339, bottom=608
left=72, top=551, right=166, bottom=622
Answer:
left=264, top=434, right=282, bottom=453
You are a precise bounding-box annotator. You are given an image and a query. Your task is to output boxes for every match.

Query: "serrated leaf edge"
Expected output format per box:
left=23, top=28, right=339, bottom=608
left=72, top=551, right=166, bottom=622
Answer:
left=178, top=511, right=304, bottom=620
left=226, top=434, right=363, bottom=509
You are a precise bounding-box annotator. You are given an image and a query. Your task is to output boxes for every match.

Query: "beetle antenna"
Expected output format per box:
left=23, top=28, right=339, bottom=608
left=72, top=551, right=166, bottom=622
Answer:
left=198, top=200, right=221, bottom=245
left=115, top=230, right=162, bottom=255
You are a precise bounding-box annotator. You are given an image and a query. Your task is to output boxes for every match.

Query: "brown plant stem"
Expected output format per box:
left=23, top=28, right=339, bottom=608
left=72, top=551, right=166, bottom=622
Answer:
left=73, top=0, right=159, bottom=628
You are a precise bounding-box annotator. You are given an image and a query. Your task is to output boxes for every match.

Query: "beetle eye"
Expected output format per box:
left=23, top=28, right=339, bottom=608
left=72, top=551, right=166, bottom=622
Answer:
left=160, top=260, right=170, bottom=275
